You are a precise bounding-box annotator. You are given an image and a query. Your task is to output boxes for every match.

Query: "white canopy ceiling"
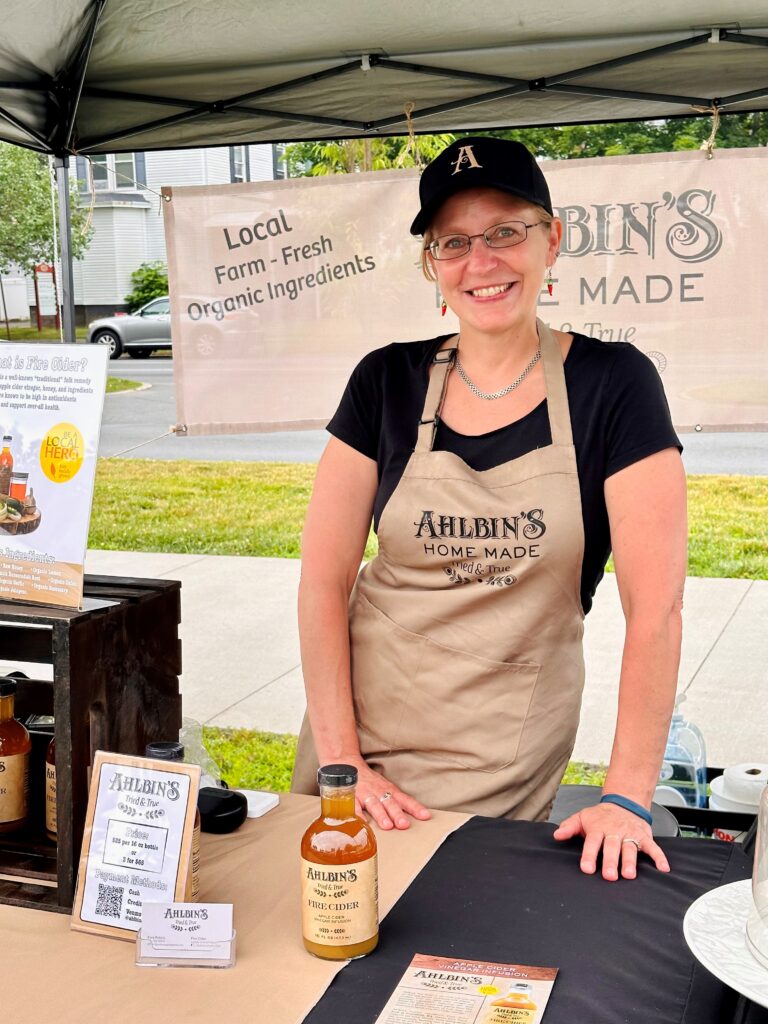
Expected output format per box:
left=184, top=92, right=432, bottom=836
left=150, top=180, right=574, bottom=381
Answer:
left=1, top=1, right=767, bottom=154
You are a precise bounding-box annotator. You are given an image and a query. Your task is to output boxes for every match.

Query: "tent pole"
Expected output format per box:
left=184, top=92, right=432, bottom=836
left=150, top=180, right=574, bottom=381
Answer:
left=54, top=156, right=77, bottom=344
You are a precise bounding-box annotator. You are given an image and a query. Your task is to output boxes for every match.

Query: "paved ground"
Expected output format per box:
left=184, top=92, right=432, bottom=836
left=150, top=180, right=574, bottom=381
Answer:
left=4, top=549, right=761, bottom=769
left=103, top=363, right=768, bottom=472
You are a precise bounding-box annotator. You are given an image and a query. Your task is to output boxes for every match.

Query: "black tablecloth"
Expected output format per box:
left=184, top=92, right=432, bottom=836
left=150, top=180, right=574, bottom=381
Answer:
left=305, top=818, right=767, bottom=1024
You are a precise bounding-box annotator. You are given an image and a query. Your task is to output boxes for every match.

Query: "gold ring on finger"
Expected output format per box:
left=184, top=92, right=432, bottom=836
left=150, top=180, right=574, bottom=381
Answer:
left=621, top=838, right=641, bottom=849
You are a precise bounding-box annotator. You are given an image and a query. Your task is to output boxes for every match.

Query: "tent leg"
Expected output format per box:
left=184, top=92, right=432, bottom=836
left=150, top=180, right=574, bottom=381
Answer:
left=54, top=156, right=77, bottom=343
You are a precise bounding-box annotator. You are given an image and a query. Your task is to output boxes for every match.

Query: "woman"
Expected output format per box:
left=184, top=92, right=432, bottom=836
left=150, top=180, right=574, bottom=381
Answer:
left=292, top=136, right=687, bottom=883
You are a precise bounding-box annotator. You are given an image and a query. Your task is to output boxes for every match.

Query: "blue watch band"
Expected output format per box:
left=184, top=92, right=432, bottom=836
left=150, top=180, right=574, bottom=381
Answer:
left=600, top=793, right=653, bottom=826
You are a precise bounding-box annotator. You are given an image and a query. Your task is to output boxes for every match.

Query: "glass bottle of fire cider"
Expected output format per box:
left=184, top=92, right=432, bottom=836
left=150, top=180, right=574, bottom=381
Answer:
left=0, top=678, right=31, bottom=834
left=300, top=764, right=378, bottom=960
left=145, top=741, right=201, bottom=901
left=0, top=436, right=12, bottom=496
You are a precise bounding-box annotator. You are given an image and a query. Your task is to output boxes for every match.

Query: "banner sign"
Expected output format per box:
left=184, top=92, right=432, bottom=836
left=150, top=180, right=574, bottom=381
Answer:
left=0, top=343, right=108, bottom=609
left=164, top=149, right=768, bottom=434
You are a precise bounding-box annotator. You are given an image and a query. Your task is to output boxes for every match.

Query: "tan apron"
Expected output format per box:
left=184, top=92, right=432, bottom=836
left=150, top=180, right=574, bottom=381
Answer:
left=292, top=320, right=586, bottom=821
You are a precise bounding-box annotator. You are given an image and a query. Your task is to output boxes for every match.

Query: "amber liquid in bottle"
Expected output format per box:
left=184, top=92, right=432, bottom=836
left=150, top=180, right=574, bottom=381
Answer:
left=45, top=737, right=57, bottom=842
left=300, top=765, right=378, bottom=960
left=0, top=437, right=12, bottom=497
left=0, top=679, right=31, bottom=834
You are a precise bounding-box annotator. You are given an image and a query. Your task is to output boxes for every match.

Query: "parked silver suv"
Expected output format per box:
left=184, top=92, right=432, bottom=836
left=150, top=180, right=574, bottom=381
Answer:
left=86, top=296, right=171, bottom=359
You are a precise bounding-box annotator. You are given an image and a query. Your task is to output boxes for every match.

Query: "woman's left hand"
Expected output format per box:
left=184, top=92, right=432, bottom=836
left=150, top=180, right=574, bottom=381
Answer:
left=552, top=803, right=670, bottom=881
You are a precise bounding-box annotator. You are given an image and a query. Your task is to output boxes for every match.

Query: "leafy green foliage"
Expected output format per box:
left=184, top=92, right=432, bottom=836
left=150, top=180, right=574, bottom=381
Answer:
left=0, top=143, right=91, bottom=273
left=283, top=113, right=767, bottom=177
left=283, top=133, right=456, bottom=176
left=124, top=260, right=168, bottom=309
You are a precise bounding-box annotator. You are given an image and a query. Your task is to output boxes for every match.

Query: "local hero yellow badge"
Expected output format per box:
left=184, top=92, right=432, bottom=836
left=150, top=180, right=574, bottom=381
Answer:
left=40, top=423, right=84, bottom=482
left=478, top=985, right=500, bottom=996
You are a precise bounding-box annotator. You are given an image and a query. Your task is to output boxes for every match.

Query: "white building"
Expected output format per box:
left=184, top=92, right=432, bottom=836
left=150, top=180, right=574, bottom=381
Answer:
left=20, top=144, right=282, bottom=324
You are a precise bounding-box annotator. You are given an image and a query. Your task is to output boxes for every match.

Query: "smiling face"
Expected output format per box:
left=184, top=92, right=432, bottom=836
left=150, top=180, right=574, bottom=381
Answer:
left=427, top=187, right=562, bottom=336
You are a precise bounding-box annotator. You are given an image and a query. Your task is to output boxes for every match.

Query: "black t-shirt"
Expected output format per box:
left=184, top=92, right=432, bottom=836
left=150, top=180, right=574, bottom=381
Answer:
left=327, top=333, right=681, bottom=614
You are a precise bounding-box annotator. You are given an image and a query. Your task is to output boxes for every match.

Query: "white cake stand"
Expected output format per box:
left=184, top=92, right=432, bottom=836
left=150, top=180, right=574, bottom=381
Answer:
left=683, top=879, right=768, bottom=1009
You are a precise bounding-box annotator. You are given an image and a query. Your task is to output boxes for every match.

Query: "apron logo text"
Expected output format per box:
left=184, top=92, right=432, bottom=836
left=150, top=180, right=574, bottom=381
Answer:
left=413, top=509, right=546, bottom=540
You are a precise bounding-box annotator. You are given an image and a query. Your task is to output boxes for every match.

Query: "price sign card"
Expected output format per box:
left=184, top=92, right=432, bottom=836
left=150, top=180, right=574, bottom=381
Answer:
left=137, top=903, right=235, bottom=968
left=377, top=953, right=558, bottom=1024
left=72, top=751, right=201, bottom=941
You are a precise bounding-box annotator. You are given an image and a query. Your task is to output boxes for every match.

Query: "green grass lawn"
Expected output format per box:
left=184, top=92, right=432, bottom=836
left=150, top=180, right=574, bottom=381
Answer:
left=3, top=325, right=88, bottom=341
left=105, top=376, right=141, bottom=394
left=90, top=460, right=768, bottom=579
left=202, top=725, right=606, bottom=792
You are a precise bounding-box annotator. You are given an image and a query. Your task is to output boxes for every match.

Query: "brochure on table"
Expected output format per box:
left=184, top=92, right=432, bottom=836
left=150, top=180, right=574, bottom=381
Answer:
left=72, top=751, right=201, bottom=942
left=378, top=953, right=558, bottom=1023
left=0, top=342, right=108, bottom=609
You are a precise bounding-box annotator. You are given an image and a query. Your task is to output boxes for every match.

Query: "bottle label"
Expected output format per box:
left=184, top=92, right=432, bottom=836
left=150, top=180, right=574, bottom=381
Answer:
left=300, top=854, right=378, bottom=946
left=186, top=819, right=201, bottom=902
left=485, top=1007, right=536, bottom=1023
left=45, top=762, right=57, bottom=835
left=0, top=752, right=29, bottom=823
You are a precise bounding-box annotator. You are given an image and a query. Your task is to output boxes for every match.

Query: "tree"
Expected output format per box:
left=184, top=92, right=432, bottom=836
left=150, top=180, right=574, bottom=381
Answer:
left=0, top=142, right=91, bottom=275
left=124, top=261, right=168, bottom=308
left=283, top=112, right=766, bottom=176
left=283, top=133, right=456, bottom=176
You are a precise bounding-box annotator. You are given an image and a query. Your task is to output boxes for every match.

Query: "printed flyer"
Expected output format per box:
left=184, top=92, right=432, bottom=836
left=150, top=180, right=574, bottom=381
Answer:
left=377, top=953, right=558, bottom=1024
left=0, top=342, right=108, bottom=609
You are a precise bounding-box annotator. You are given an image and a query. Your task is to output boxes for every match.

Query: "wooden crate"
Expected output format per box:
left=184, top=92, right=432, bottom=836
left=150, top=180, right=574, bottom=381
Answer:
left=0, top=575, right=182, bottom=912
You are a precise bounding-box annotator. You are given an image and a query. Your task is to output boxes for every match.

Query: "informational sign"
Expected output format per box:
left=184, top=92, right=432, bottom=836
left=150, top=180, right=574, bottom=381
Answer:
left=377, top=953, right=558, bottom=1024
left=72, top=751, right=201, bottom=942
left=0, top=343, right=107, bottom=609
left=165, top=148, right=768, bottom=434
left=34, top=264, right=57, bottom=316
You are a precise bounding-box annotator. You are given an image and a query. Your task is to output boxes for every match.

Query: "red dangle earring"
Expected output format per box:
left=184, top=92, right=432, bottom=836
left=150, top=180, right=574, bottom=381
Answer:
left=440, top=295, right=448, bottom=317
left=545, top=267, right=554, bottom=297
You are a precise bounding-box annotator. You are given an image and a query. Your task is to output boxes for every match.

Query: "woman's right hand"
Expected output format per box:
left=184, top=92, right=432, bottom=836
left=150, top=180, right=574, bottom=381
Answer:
left=346, top=755, right=432, bottom=830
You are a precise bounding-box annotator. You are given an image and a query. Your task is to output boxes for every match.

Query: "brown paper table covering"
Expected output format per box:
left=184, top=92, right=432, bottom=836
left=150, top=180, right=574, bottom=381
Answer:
left=2, top=792, right=469, bottom=1024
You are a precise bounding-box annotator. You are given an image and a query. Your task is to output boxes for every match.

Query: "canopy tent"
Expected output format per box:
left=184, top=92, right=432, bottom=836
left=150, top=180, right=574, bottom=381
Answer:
left=1, top=1, right=766, bottom=339
left=1, top=2, right=767, bottom=156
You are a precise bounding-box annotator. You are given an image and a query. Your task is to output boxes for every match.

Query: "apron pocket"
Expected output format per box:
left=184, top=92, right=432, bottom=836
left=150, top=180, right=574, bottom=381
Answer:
left=350, top=593, right=540, bottom=773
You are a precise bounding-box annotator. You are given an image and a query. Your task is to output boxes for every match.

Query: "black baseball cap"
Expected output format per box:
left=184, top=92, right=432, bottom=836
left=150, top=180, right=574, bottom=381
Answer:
left=410, top=136, right=552, bottom=236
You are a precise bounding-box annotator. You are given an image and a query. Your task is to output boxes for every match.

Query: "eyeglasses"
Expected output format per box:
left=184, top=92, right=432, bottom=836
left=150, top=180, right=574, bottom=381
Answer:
left=427, top=220, right=544, bottom=261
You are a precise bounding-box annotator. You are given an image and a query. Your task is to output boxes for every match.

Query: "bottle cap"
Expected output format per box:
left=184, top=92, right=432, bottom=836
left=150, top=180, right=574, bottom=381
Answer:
left=0, top=677, right=17, bottom=697
left=2, top=435, right=11, bottom=443
left=317, top=764, right=358, bottom=787
left=145, top=741, right=185, bottom=761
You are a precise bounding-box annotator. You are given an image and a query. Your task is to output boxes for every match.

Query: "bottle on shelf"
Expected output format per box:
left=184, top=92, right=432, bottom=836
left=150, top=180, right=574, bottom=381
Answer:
left=45, top=737, right=57, bottom=842
left=655, top=694, right=707, bottom=808
left=300, top=763, right=379, bottom=960
left=0, top=677, right=32, bottom=834
left=0, top=436, right=13, bottom=496
left=145, top=741, right=201, bottom=901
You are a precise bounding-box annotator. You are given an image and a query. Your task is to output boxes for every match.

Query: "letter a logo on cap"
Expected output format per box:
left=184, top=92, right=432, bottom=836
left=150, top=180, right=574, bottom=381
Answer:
left=450, top=145, right=482, bottom=175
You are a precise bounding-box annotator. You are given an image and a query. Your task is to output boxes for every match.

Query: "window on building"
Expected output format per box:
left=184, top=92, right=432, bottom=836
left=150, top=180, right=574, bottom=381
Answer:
left=84, top=153, right=138, bottom=191
left=230, top=145, right=249, bottom=183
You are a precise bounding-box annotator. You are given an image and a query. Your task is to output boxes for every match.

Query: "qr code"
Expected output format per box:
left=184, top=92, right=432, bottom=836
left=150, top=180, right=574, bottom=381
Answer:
left=95, top=882, right=124, bottom=919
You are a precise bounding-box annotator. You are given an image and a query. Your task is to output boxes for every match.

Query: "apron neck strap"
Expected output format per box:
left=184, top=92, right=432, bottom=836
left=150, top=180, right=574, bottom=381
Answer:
left=415, top=321, right=573, bottom=453
left=537, top=318, right=573, bottom=447
left=416, top=347, right=456, bottom=452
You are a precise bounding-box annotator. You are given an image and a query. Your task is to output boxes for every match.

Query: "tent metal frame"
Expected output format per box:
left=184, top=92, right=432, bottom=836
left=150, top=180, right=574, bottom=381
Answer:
left=0, top=20, right=765, bottom=340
